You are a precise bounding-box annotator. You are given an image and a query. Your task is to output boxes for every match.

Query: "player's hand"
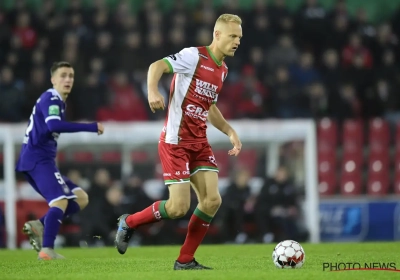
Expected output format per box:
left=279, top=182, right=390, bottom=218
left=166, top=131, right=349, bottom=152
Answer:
left=228, top=131, right=242, bottom=156
left=148, top=90, right=165, bottom=113
left=97, top=123, right=104, bottom=135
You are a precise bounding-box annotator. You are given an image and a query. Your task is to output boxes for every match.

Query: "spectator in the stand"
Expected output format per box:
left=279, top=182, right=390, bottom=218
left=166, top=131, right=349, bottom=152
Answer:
left=342, top=33, right=373, bottom=68
left=328, top=0, right=351, bottom=21
left=269, top=66, right=307, bottom=118
left=327, top=15, right=351, bottom=51
left=218, top=169, right=254, bottom=244
left=12, top=12, right=37, bottom=50
left=375, top=50, right=400, bottom=84
left=289, top=52, right=321, bottom=88
left=0, top=66, right=25, bottom=122
left=374, top=79, right=400, bottom=124
left=296, top=0, right=328, bottom=54
left=266, top=35, right=299, bottom=72
left=23, top=66, right=47, bottom=117
left=306, top=82, right=329, bottom=118
left=354, top=8, right=376, bottom=47
left=329, top=83, right=361, bottom=121
left=227, top=65, right=268, bottom=119
left=80, top=168, right=114, bottom=246
left=370, top=23, right=398, bottom=66
left=122, top=174, right=153, bottom=215
left=97, top=71, right=148, bottom=121
left=254, top=165, right=303, bottom=243
left=321, top=49, right=341, bottom=95
left=268, top=0, right=293, bottom=35
left=118, top=31, right=146, bottom=73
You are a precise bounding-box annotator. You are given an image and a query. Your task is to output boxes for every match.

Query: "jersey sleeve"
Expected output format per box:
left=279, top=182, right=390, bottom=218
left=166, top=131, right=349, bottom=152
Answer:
left=40, top=94, right=63, bottom=123
left=162, top=47, right=199, bottom=74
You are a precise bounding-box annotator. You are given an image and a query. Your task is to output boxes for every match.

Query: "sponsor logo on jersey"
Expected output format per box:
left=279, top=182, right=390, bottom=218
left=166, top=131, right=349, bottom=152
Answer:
left=200, top=65, right=214, bottom=72
left=185, top=104, right=208, bottom=121
left=194, top=79, right=218, bottom=102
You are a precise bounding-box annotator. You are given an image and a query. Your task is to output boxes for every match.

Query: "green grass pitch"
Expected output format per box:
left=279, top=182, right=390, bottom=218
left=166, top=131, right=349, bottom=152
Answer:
left=0, top=242, right=399, bottom=279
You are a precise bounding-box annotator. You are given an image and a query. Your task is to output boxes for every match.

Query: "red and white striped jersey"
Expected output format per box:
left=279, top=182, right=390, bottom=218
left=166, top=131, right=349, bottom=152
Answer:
left=160, top=46, right=228, bottom=145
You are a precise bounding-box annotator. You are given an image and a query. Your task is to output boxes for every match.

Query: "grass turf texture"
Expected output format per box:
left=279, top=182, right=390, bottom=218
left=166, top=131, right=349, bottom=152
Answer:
left=0, top=243, right=399, bottom=280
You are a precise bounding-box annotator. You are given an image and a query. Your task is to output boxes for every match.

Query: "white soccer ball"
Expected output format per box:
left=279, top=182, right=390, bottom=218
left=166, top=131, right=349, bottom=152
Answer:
left=272, top=240, right=305, bottom=269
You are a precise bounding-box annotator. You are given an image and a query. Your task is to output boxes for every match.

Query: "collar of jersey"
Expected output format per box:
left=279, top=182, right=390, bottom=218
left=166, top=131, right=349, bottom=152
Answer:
left=48, top=88, right=63, bottom=102
left=206, top=46, right=222, bottom=67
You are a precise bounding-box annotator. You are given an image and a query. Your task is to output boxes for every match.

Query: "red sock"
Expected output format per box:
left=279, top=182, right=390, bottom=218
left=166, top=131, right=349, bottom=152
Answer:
left=177, top=208, right=213, bottom=263
left=126, top=200, right=169, bottom=228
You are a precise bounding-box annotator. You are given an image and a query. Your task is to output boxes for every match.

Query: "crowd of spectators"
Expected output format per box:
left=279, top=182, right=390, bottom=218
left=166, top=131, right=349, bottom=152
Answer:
left=1, top=0, right=400, bottom=123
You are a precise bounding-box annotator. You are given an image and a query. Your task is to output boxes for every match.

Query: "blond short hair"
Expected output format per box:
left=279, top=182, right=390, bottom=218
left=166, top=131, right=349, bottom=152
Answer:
left=216, top=14, right=242, bottom=25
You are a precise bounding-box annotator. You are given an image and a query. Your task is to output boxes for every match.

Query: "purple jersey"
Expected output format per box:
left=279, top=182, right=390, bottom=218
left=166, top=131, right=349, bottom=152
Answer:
left=16, top=88, right=97, bottom=171
left=16, top=89, right=65, bottom=171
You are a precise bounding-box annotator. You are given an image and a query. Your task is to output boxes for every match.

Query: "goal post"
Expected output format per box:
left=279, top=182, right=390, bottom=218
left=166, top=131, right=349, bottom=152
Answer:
left=0, top=119, right=319, bottom=248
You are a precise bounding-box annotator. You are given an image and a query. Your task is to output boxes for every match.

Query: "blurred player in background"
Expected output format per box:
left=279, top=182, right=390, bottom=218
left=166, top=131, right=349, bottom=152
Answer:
left=115, top=14, right=243, bottom=270
left=16, top=62, right=104, bottom=260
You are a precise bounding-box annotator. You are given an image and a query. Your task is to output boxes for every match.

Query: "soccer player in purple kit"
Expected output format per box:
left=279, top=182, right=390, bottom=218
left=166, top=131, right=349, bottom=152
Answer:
left=16, top=62, right=104, bottom=260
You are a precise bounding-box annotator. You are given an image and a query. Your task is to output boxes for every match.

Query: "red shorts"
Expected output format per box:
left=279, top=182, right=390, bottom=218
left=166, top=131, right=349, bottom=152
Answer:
left=158, top=141, right=218, bottom=185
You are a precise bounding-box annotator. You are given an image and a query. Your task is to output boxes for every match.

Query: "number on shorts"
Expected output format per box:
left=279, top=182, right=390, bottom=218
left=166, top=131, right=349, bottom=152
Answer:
left=54, top=172, right=66, bottom=185
left=186, top=162, right=189, bottom=171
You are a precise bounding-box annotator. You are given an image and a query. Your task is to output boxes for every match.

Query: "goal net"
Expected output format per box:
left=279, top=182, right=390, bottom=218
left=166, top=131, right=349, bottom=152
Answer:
left=0, top=119, right=319, bottom=249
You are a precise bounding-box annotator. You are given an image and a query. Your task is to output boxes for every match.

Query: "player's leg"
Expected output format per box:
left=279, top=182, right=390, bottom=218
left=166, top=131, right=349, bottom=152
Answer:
left=174, top=143, right=221, bottom=270
left=63, top=176, right=89, bottom=218
left=174, top=171, right=220, bottom=270
left=26, top=163, right=77, bottom=260
left=22, top=172, right=45, bottom=252
left=25, top=177, right=89, bottom=252
left=114, top=142, right=191, bottom=254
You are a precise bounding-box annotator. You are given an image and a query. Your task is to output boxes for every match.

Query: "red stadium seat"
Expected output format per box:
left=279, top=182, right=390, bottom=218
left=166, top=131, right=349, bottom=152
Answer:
left=340, top=160, right=362, bottom=195
left=57, top=151, right=66, bottom=162
left=368, top=146, right=390, bottom=170
left=131, top=151, right=149, bottom=163
left=317, top=118, right=338, bottom=148
left=367, top=159, right=389, bottom=195
left=342, top=142, right=364, bottom=167
left=72, top=151, right=94, bottom=162
left=101, top=151, right=122, bottom=163
left=318, top=154, right=337, bottom=196
left=342, top=119, right=363, bottom=146
left=368, top=118, right=390, bottom=146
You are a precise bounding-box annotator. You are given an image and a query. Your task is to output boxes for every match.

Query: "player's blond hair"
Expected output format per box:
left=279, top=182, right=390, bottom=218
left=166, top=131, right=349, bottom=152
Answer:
left=215, top=14, right=242, bottom=25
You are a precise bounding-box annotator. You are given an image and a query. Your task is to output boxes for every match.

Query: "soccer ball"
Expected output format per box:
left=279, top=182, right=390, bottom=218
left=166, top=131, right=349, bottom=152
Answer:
left=272, top=240, right=305, bottom=269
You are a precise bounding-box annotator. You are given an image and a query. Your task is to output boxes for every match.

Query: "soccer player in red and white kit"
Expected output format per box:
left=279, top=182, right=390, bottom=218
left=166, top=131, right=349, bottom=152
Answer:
left=115, top=14, right=243, bottom=270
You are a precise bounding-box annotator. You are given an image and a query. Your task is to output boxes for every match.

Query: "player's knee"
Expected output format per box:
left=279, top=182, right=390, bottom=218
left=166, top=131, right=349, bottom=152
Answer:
left=166, top=201, right=190, bottom=219
left=77, top=193, right=89, bottom=210
left=50, top=198, right=69, bottom=211
left=74, top=189, right=89, bottom=210
left=201, top=195, right=222, bottom=214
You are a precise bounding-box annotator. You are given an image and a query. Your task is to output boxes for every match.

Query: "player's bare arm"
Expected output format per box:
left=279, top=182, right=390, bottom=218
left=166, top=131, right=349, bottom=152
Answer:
left=208, top=104, right=242, bottom=156
left=147, top=60, right=169, bottom=113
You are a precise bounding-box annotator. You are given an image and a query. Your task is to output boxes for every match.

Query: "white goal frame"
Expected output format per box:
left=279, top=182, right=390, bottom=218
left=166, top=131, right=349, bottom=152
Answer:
left=0, top=119, right=319, bottom=249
